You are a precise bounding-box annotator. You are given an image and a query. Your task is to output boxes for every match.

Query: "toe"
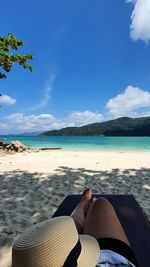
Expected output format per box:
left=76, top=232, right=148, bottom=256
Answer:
left=82, top=188, right=92, bottom=201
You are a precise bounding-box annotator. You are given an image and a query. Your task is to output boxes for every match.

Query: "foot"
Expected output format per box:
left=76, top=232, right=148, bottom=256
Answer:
left=71, top=189, right=94, bottom=234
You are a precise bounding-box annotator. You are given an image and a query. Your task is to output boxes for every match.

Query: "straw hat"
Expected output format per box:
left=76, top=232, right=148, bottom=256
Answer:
left=12, top=216, right=100, bottom=267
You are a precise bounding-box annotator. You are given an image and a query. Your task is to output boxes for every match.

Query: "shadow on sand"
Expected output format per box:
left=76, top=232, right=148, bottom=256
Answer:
left=0, top=166, right=150, bottom=249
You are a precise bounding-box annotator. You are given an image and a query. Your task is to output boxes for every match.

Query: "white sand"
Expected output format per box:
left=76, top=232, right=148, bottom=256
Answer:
left=0, top=150, right=150, bottom=266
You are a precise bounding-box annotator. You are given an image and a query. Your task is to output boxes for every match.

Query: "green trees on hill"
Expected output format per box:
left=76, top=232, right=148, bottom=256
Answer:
left=41, top=117, right=150, bottom=136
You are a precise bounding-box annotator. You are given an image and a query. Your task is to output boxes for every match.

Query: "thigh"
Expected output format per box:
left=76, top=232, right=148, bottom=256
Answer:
left=83, top=198, right=130, bottom=246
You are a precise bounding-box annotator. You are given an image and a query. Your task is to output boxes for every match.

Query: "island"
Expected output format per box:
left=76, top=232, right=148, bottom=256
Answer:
left=41, top=116, right=150, bottom=136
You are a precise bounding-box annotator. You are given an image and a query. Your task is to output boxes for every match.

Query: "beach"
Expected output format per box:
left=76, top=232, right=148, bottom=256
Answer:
left=0, top=149, right=150, bottom=267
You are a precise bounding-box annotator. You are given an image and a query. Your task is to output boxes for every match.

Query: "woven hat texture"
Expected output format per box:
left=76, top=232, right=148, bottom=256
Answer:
left=12, top=216, right=99, bottom=267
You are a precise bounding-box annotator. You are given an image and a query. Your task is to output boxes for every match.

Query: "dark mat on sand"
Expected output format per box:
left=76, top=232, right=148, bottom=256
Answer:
left=53, top=195, right=150, bottom=267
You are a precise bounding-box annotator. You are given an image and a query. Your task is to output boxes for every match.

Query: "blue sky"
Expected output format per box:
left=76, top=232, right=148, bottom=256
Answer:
left=1, top=0, right=150, bottom=134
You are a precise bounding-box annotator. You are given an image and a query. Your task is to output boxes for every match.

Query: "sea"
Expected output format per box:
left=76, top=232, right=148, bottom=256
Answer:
left=0, top=135, right=150, bottom=151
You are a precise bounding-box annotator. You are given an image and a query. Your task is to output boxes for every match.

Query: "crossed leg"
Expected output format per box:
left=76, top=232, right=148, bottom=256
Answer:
left=71, top=188, right=93, bottom=234
left=83, top=197, right=130, bottom=246
left=71, top=190, right=130, bottom=246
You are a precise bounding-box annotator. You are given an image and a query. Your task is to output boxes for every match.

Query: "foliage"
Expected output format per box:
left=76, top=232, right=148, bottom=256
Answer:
left=0, top=33, right=33, bottom=79
left=41, top=116, right=150, bottom=136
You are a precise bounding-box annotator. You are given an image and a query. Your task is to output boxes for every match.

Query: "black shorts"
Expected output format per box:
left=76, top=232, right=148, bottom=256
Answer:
left=97, top=238, right=139, bottom=267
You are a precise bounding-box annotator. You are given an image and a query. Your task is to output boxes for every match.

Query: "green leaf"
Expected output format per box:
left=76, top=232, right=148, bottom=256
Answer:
left=0, top=33, right=33, bottom=78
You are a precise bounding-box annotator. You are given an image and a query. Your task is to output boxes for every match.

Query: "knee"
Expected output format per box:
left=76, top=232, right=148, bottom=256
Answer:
left=92, top=197, right=112, bottom=210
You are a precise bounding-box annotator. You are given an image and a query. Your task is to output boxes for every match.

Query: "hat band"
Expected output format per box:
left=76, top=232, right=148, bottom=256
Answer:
left=62, top=240, right=81, bottom=267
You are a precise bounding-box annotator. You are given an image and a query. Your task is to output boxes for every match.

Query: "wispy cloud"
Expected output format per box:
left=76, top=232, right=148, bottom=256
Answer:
left=27, top=74, right=56, bottom=111
left=127, top=0, right=150, bottom=42
left=0, top=94, right=16, bottom=106
left=48, top=25, right=68, bottom=56
left=39, top=73, right=56, bottom=108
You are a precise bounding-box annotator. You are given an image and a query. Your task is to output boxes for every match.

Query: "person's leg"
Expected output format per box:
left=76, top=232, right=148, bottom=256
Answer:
left=83, top=197, right=130, bottom=246
left=71, top=188, right=94, bottom=234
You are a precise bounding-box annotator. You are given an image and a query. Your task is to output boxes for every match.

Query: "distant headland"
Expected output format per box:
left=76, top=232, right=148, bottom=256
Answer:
left=40, top=116, right=150, bottom=136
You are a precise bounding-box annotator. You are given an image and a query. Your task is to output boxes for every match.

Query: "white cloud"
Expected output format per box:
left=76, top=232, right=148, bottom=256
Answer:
left=5, top=113, right=57, bottom=132
left=0, top=94, right=16, bottom=105
left=1, top=86, right=150, bottom=134
left=106, top=85, right=150, bottom=118
left=67, top=111, right=103, bottom=126
left=127, top=0, right=150, bottom=42
left=0, top=110, right=103, bottom=134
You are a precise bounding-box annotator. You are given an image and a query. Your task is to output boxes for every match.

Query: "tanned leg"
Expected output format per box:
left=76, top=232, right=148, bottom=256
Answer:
left=71, top=189, right=94, bottom=234
left=83, top=197, right=130, bottom=246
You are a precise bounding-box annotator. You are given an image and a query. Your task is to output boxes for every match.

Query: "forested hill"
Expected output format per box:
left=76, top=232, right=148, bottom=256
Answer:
left=41, top=116, right=150, bottom=136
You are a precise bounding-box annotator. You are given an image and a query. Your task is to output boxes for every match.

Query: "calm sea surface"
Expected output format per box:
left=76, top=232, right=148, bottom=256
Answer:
left=1, top=135, right=150, bottom=151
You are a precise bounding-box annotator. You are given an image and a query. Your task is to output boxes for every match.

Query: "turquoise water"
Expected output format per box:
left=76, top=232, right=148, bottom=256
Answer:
left=1, top=135, right=150, bottom=151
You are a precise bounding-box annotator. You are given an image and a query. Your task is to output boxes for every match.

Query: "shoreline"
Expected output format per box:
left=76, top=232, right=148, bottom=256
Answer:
left=2, top=146, right=150, bottom=156
left=1, top=135, right=150, bottom=153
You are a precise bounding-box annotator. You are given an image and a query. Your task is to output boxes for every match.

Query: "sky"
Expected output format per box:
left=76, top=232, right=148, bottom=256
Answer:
left=1, top=0, right=150, bottom=134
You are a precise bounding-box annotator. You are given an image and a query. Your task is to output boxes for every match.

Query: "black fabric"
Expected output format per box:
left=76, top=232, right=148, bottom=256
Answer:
left=98, top=238, right=139, bottom=267
left=62, top=240, right=81, bottom=267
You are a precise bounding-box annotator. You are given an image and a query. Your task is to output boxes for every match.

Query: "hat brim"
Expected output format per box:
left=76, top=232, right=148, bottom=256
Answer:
left=77, top=235, right=100, bottom=267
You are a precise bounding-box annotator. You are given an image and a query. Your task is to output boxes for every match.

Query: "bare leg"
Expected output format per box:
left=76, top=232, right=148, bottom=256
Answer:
left=71, top=189, right=94, bottom=234
left=83, top=197, right=130, bottom=246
